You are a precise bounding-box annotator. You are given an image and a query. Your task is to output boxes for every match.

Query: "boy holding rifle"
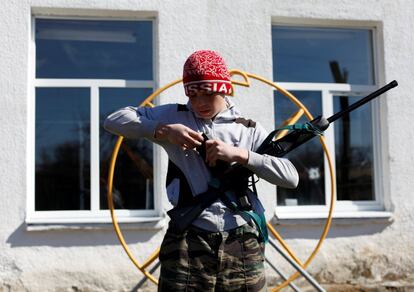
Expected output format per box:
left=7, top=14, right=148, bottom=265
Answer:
left=104, top=50, right=299, bottom=291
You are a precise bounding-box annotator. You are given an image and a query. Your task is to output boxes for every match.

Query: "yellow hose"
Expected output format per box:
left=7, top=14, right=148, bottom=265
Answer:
left=106, top=70, right=335, bottom=290
left=274, top=109, right=305, bottom=141
left=271, top=136, right=335, bottom=291
left=242, top=73, right=335, bottom=291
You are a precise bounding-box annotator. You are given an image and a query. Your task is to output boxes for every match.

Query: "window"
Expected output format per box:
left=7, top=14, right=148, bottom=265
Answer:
left=28, top=18, right=158, bottom=223
left=272, top=25, right=384, bottom=216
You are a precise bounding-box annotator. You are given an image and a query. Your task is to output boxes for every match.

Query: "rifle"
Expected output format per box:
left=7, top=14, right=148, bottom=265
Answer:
left=167, top=80, right=398, bottom=232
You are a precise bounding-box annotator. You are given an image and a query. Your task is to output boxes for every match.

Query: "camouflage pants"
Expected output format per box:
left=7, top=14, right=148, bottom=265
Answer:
left=158, top=223, right=267, bottom=292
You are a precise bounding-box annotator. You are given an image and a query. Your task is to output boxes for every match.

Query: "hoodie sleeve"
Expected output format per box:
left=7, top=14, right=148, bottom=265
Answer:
left=103, top=104, right=174, bottom=142
left=245, top=123, right=299, bottom=189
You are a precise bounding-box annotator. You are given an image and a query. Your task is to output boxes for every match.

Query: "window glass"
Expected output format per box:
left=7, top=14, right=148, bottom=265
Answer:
left=34, top=18, right=154, bottom=217
left=334, top=95, right=374, bottom=200
left=274, top=91, right=325, bottom=205
left=99, top=88, right=154, bottom=210
left=272, top=26, right=374, bottom=84
left=36, top=19, right=153, bottom=80
left=35, top=88, right=90, bottom=210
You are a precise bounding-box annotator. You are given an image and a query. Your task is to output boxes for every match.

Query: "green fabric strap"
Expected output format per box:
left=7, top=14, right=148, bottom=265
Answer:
left=277, top=122, right=323, bottom=136
left=225, top=195, right=268, bottom=243
left=210, top=182, right=269, bottom=243
left=241, top=210, right=269, bottom=243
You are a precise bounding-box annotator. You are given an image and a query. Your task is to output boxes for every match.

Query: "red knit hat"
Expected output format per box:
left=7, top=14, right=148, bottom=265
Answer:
left=183, top=50, right=233, bottom=97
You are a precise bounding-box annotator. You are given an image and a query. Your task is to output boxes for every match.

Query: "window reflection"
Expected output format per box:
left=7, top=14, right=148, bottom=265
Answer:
left=100, top=88, right=154, bottom=210
left=35, top=88, right=90, bottom=210
left=272, top=26, right=374, bottom=84
left=36, top=19, right=153, bottom=80
left=334, top=95, right=374, bottom=200
left=274, top=91, right=325, bottom=205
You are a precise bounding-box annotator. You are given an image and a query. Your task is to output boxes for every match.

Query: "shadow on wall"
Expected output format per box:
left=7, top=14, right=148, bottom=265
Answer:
left=6, top=217, right=393, bottom=247
left=272, top=218, right=393, bottom=240
left=6, top=223, right=162, bottom=247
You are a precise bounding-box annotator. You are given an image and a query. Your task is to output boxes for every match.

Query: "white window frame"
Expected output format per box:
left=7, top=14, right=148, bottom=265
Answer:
left=272, top=21, right=391, bottom=219
left=26, top=15, right=162, bottom=224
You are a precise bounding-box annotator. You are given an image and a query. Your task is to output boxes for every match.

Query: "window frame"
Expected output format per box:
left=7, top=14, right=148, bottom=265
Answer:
left=271, top=21, right=389, bottom=218
left=26, top=15, right=162, bottom=224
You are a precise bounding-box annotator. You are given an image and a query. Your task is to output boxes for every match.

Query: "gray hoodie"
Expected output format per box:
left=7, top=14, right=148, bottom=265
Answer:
left=104, top=97, right=298, bottom=231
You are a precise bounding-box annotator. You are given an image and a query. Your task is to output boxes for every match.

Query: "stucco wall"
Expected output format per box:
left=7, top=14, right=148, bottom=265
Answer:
left=1, top=0, right=413, bottom=291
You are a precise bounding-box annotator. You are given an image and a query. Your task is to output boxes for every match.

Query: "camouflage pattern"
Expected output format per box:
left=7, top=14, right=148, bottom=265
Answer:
left=158, top=223, right=267, bottom=291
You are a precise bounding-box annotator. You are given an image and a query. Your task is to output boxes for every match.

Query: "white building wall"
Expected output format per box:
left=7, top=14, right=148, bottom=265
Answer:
left=0, top=0, right=413, bottom=290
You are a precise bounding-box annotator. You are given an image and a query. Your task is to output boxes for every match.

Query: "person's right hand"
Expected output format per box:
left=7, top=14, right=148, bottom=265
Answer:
left=155, top=123, right=203, bottom=150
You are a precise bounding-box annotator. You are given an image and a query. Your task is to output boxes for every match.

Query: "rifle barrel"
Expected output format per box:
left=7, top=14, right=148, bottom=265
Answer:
left=327, top=80, right=398, bottom=124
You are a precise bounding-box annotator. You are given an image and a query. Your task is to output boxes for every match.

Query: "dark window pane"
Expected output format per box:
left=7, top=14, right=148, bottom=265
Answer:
left=334, top=95, right=374, bottom=200
left=35, top=88, right=90, bottom=210
left=272, top=26, right=374, bottom=84
left=100, top=88, right=154, bottom=210
left=36, top=19, right=153, bottom=80
left=275, top=91, right=325, bottom=205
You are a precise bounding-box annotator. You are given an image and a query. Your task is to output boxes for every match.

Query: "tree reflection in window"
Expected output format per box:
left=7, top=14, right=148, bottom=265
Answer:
left=99, top=88, right=154, bottom=210
left=334, top=95, right=374, bottom=201
left=35, top=88, right=90, bottom=211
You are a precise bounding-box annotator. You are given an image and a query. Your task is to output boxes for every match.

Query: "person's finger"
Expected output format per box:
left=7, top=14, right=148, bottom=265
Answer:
left=206, top=152, right=216, bottom=167
left=206, top=150, right=218, bottom=167
left=173, top=130, right=195, bottom=148
left=205, top=139, right=219, bottom=148
left=181, top=143, right=190, bottom=151
left=183, top=135, right=202, bottom=149
left=173, top=135, right=190, bottom=150
left=205, top=142, right=216, bottom=159
left=188, top=130, right=204, bottom=143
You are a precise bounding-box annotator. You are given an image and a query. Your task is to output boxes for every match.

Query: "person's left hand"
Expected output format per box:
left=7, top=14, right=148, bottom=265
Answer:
left=205, top=139, right=248, bottom=167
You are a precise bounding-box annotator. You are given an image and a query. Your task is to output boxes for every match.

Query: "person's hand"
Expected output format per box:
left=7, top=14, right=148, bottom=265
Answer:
left=205, top=139, right=248, bottom=167
left=155, top=123, right=203, bottom=150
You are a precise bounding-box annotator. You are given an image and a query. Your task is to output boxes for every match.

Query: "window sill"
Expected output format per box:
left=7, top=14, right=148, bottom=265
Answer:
left=26, top=216, right=167, bottom=231
left=272, top=211, right=393, bottom=226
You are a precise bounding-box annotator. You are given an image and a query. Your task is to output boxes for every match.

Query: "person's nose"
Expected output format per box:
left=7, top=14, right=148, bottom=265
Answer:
left=196, top=96, right=208, bottom=106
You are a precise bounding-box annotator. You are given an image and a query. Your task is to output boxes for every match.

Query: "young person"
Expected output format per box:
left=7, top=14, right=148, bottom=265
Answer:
left=104, top=50, right=299, bottom=291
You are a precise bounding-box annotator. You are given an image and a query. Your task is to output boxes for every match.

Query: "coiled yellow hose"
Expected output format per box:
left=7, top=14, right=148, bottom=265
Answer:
left=106, top=70, right=335, bottom=290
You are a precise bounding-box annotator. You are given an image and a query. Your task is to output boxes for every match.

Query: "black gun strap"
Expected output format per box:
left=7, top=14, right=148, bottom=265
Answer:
left=166, top=160, right=197, bottom=208
left=166, top=128, right=258, bottom=230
